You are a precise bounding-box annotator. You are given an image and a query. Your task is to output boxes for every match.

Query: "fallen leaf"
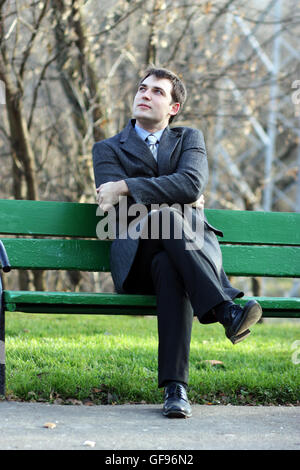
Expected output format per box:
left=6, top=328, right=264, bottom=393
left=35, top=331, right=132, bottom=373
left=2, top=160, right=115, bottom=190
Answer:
left=43, top=422, right=56, bottom=429
left=203, top=360, right=224, bottom=366
left=65, top=398, right=83, bottom=405
left=53, top=398, right=64, bottom=405
left=83, top=440, right=96, bottom=447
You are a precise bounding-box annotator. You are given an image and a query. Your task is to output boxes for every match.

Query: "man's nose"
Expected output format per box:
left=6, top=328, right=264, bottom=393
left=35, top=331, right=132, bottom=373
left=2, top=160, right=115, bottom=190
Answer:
left=142, top=89, right=151, bottom=100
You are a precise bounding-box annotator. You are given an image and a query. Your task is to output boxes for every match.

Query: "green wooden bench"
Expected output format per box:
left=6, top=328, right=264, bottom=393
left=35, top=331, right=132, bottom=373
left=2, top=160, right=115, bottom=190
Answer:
left=0, top=198, right=300, bottom=395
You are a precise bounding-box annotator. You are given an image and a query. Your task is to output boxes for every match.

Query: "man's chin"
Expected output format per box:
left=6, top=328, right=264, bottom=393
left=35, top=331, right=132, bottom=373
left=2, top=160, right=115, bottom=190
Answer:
left=133, top=113, right=167, bottom=131
left=134, top=111, right=152, bottom=121
left=134, top=114, right=155, bottom=127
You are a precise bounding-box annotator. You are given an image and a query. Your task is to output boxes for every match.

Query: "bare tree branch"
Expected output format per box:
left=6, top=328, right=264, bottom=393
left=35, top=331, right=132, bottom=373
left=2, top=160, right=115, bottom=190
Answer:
left=19, top=0, right=50, bottom=79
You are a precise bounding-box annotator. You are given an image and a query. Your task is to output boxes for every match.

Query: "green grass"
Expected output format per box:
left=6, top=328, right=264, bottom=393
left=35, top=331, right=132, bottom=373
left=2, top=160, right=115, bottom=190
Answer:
left=3, top=312, right=300, bottom=405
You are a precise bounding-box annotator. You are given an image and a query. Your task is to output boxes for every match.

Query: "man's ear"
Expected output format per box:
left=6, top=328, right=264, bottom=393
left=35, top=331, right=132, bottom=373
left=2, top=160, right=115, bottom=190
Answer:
left=170, top=102, right=180, bottom=117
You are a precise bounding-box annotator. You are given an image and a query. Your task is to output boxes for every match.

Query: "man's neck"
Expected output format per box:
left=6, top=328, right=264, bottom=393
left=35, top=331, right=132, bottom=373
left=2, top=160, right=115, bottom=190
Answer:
left=135, top=119, right=168, bottom=134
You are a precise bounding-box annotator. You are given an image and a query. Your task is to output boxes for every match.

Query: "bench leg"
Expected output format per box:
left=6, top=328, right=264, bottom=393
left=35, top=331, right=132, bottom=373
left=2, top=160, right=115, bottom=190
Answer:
left=0, top=278, right=5, bottom=397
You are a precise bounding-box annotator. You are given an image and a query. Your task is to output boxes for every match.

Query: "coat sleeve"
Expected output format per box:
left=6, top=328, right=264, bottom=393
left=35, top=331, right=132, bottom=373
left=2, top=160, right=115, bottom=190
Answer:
left=92, top=141, right=128, bottom=188
left=124, top=128, right=208, bottom=205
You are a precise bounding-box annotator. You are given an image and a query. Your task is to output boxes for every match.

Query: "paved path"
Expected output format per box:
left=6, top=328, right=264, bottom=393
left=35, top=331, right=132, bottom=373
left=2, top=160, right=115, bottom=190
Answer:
left=0, top=401, right=299, bottom=450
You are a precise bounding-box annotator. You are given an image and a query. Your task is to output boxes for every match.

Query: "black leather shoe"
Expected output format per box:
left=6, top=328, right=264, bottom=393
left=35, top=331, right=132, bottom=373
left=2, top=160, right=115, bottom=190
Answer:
left=222, top=300, right=262, bottom=345
left=163, top=382, right=192, bottom=418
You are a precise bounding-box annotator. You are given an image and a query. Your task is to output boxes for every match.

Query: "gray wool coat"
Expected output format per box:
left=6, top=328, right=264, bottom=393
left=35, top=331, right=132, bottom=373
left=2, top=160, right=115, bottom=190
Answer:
left=92, top=119, right=243, bottom=324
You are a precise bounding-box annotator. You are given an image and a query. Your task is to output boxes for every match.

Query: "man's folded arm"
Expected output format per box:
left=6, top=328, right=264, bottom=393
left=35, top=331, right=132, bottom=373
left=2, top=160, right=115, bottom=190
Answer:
left=124, top=151, right=208, bottom=205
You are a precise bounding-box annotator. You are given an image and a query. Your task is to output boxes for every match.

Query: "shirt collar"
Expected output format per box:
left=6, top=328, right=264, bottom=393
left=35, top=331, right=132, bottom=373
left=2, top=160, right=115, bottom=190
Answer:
left=134, top=123, right=165, bottom=143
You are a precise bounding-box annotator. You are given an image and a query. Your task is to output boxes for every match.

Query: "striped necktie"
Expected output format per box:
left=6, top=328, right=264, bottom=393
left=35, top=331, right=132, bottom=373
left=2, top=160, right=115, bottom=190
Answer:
left=146, top=134, right=158, bottom=161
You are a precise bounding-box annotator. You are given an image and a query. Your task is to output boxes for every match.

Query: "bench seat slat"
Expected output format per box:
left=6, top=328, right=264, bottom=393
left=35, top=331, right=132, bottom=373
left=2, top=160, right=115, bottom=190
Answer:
left=4, top=291, right=156, bottom=306
left=1, top=238, right=299, bottom=277
left=4, top=292, right=300, bottom=318
left=4, top=291, right=157, bottom=315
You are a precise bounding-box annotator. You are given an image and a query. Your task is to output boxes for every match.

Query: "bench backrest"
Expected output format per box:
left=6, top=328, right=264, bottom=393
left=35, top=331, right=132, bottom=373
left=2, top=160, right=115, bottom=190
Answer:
left=0, top=199, right=299, bottom=278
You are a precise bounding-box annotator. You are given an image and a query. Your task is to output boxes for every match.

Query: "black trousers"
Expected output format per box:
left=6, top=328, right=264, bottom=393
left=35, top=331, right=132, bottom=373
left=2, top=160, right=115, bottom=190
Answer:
left=124, top=208, right=231, bottom=388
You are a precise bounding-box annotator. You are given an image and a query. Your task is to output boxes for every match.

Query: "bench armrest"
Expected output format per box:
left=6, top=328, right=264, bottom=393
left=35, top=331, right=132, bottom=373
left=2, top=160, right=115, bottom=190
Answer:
left=0, top=241, right=11, bottom=273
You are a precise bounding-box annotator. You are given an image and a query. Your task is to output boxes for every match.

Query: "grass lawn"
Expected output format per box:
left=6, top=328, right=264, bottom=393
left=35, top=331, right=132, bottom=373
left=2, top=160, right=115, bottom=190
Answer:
left=3, top=312, right=300, bottom=406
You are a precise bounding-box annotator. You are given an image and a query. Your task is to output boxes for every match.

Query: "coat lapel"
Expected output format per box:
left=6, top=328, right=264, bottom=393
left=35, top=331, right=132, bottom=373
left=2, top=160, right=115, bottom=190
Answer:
left=157, top=126, right=182, bottom=175
left=120, top=120, right=182, bottom=176
left=120, top=120, right=158, bottom=174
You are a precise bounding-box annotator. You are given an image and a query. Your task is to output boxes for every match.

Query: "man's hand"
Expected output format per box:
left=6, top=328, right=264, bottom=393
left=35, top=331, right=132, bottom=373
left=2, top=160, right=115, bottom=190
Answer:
left=190, top=194, right=205, bottom=209
left=96, top=180, right=129, bottom=212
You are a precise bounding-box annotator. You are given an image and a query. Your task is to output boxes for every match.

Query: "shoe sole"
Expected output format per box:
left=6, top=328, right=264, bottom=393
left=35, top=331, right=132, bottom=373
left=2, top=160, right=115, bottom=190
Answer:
left=228, top=300, right=262, bottom=345
left=230, top=328, right=251, bottom=345
left=163, top=410, right=192, bottom=419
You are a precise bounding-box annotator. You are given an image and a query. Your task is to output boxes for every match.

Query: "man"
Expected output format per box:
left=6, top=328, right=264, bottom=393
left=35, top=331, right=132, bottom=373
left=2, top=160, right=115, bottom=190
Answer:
left=92, top=67, right=262, bottom=418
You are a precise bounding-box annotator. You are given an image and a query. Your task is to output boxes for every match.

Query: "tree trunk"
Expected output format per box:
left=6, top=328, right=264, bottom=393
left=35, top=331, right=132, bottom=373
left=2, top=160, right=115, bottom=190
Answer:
left=0, top=58, right=46, bottom=291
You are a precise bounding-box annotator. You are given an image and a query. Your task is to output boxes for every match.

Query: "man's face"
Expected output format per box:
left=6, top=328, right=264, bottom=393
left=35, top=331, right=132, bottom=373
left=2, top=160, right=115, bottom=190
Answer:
left=132, top=75, right=180, bottom=131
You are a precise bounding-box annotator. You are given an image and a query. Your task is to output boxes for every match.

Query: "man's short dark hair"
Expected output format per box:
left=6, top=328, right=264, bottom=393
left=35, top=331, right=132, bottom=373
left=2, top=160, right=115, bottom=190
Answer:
left=139, top=67, right=187, bottom=123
